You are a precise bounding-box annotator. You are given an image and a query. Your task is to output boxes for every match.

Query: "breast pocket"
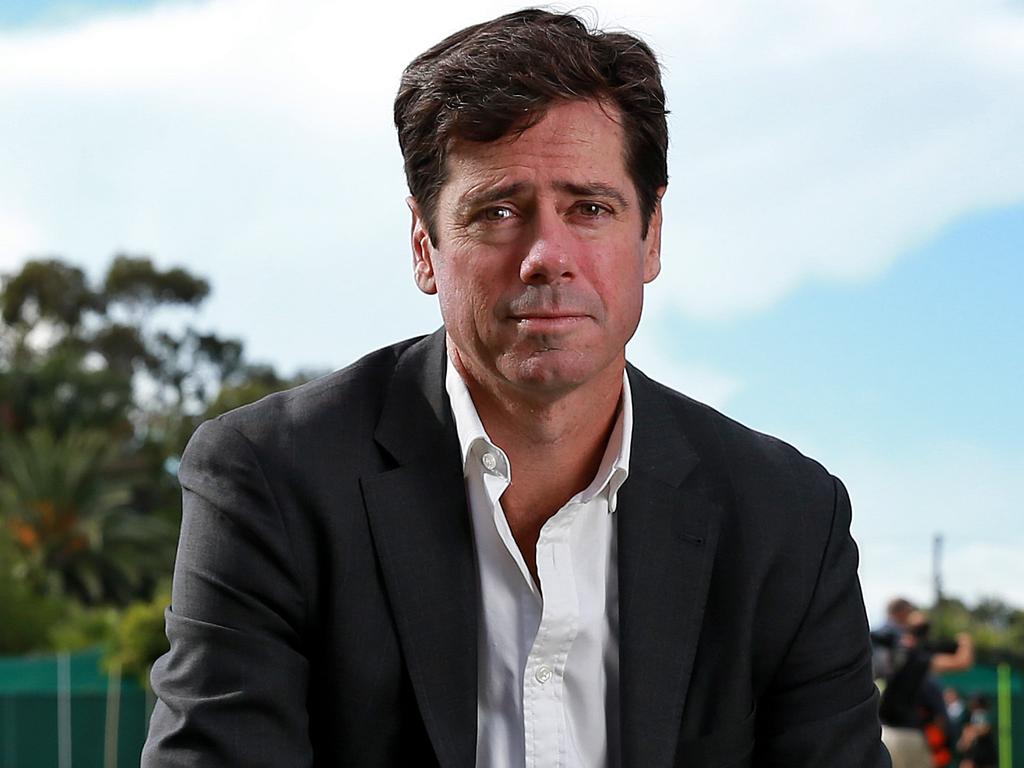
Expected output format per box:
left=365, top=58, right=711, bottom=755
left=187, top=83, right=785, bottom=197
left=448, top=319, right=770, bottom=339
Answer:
left=673, top=707, right=756, bottom=768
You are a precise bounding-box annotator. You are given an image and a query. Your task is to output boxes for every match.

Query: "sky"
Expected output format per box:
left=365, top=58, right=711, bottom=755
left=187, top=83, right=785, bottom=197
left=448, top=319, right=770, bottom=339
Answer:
left=0, top=0, right=1021, bottom=622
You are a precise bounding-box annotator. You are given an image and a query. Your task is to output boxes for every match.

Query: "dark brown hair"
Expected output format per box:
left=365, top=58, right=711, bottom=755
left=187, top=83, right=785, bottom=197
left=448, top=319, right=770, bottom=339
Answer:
left=394, top=8, right=669, bottom=243
left=886, top=597, right=916, bottom=621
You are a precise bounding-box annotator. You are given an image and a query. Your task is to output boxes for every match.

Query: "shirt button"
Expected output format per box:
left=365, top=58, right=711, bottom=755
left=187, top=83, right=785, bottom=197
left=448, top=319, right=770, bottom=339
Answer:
left=535, top=665, right=553, bottom=684
left=481, top=452, right=497, bottom=471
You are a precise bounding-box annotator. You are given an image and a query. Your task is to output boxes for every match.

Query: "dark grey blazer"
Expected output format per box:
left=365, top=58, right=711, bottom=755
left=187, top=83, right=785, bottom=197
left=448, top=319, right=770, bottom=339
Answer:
left=143, top=329, right=889, bottom=767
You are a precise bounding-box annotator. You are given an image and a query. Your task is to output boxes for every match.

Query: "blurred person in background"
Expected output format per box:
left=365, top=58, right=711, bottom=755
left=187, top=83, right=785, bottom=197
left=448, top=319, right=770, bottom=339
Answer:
left=873, top=604, right=974, bottom=768
left=873, top=597, right=917, bottom=680
left=943, top=687, right=969, bottom=761
left=958, top=694, right=997, bottom=768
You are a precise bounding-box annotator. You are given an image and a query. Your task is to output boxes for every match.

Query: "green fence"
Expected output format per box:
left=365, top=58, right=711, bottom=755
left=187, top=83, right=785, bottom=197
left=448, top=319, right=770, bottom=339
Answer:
left=0, top=649, right=150, bottom=768
left=1, top=650, right=1020, bottom=766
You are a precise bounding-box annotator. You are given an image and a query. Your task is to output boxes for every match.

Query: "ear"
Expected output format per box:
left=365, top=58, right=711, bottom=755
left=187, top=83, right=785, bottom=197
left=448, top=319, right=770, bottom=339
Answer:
left=642, top=186, right=666, bottom=284
left=408, top=197, right=437, bottom=295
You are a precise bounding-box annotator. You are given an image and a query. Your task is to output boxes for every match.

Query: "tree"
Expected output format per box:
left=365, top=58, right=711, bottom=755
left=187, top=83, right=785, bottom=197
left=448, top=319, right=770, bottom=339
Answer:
left=0, top=253, right=311, bottom=641
left=0, top=531, right=68, bottom=654
left=102, top=254, right=209, bottom=315
left=933, top=594, right=1024, bottom=665
left=0, top=258, right=99, bottom=338
left=106, top=585, right=172, bottom=688
left=0, top=429, right=176, bottom=605
left=1, top=254, right=238, bottom=442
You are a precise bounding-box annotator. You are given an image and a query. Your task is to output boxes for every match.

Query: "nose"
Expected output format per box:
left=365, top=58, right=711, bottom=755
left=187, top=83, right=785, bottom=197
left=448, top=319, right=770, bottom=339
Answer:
left=519, top=212, right=577, bottom=285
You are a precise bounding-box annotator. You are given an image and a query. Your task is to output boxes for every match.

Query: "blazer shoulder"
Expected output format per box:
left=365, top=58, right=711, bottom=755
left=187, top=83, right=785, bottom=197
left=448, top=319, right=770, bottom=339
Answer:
left=632, top=366, right=838, bottom=505
left=195, top=335, right=428, bottom=457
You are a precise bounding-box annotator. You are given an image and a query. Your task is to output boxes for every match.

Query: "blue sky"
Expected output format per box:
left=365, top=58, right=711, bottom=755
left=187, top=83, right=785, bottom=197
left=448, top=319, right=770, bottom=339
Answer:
left=1, top=0, right=1022, bottom=621
left=0, top=0, right=176, bottom=27
left=665, top=205, right=1023, bottom=453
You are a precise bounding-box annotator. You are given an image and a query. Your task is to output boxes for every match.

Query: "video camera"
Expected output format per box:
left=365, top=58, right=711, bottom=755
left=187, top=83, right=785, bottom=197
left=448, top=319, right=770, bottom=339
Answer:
left=870, top=621, right=959, bottom=655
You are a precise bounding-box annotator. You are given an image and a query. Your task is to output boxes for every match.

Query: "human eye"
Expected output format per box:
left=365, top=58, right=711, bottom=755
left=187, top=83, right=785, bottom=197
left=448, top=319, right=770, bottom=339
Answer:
left=481, top=205, right=516, bottom=222
left=573, top=201, right=612, bottom=219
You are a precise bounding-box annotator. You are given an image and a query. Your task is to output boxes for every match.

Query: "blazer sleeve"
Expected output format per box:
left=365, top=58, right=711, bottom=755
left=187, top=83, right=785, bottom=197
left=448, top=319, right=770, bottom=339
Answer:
left=754, top=476, right=891, bottom=767
left=142, top=418, right=313, bottom=768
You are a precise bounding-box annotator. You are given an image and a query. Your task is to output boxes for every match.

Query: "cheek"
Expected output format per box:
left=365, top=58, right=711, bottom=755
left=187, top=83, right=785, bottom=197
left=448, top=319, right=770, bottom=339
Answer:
left=590, top=257, right=646, bottom=312
left=436, top=273, right=498, bottom=328
left=611, top=284, right=645, bottom=325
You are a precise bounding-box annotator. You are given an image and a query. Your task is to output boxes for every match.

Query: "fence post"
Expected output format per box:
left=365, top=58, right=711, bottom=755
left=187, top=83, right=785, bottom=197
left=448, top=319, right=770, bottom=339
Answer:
left=998, top=663, right=1012, bottom=768
left=105, top=661, right=122, bottom=768
left=57, top=651, right=72, bottom=768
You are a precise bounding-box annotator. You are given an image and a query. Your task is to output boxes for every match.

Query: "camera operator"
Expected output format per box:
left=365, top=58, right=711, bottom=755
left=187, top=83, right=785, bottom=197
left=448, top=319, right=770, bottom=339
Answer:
left=873, top=603, right=974, bottom=768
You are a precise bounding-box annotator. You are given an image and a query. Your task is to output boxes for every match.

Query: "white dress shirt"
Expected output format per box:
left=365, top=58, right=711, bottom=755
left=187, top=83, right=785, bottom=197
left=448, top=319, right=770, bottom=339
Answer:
left=445, top=358, right=633, bottom=768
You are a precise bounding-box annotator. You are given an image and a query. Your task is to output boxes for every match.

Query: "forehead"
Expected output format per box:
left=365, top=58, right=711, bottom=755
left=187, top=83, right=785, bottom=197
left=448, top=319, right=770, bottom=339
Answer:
left=442, top=100, right=631, bottom=199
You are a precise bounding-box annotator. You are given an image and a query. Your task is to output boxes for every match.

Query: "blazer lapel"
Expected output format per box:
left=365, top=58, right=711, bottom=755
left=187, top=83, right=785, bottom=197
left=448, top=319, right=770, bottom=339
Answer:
left=361, top=330, right=478, bottom=768
left=618, top=367, right=724, bottom=768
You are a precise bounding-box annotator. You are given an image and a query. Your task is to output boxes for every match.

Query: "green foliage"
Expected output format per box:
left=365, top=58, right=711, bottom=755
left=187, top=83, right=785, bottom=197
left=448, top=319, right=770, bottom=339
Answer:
left=49, top=602, right=121, bottom=652
left=933, top=594, right=1024, bottom=665
left=106, top=586, right=171, bottom=687
left=204, top=363, right=317, bottom=419
left=0, top=253, right=306, bottom=653
left=0, top=346, right=134, bottom=436
left=103, top=254, right=209, bottom=311
left=1, top=254, right=244, bottom=443
left=0, top=258, right=99, bottom=329
left=0, top=535, right=68, bottom=654
left=0, top=428, right=176, bottom=606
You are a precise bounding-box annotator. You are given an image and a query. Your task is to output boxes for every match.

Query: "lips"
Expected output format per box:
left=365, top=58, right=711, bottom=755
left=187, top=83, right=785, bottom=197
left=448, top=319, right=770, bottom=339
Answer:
left=505, top=291, right=597, bottom=325
left=509, top=314, right=589, bottom=334
left=511, top=312, right=588, bottom=320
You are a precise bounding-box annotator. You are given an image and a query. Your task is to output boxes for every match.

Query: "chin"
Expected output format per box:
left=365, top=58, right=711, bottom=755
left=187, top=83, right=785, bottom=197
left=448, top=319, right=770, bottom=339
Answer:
left=500, top=350, right=601, bottom=393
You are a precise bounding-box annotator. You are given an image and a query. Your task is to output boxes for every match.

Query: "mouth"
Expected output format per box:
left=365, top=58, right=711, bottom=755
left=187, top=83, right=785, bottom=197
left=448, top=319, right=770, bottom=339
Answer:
left=512, top=312, right=588, bottom=319
left=510, top=313, right=589, bottom=330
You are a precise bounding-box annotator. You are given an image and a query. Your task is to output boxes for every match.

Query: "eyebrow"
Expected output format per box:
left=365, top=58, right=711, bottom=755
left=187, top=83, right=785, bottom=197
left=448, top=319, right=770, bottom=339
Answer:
left=455, top=180, right=631, bottom=218
left=553, top=181, right=630, bottom=210
left=455, top=182, right=528, bottom=217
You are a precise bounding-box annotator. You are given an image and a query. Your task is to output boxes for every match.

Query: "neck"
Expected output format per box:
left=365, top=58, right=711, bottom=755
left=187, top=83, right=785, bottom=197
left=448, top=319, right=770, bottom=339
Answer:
left=450, top=343, right=624, bottom=500
left=448, top=342, right=626, bottom=584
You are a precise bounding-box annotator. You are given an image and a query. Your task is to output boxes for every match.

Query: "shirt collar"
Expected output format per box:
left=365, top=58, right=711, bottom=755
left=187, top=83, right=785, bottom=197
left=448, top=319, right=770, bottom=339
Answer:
left=444, top=355, right=632, bottom=513
left=445, top=356, right=512, bottom=482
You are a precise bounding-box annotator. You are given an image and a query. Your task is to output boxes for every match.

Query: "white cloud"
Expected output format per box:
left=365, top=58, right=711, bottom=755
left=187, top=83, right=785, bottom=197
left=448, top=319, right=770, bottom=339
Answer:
left=649, top=0, right=1024, bottom=319
left=2, top=0, right=1020, bottom=621
left=838, top=442, right=1024, bottom=622
left=843, top=441, right=1022, bottom=545
left=0, top=207, right=42, bottom=271
left=627, top=323, right=743, bottom=409
left=946, top=542, right=1024, bottom=606
left=0, top=0, right=1021, bottom=371
left=859, top=540, right=1024, bottom=626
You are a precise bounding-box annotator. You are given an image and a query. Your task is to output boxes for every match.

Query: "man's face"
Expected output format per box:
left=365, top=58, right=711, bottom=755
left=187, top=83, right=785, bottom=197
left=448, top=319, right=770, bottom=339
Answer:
left=410, top=99, right=663, bottom=400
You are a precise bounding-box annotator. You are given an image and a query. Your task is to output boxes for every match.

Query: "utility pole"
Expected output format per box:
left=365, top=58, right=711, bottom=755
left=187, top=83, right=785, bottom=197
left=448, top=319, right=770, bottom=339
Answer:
left=932, top=533, right=944, bottom=634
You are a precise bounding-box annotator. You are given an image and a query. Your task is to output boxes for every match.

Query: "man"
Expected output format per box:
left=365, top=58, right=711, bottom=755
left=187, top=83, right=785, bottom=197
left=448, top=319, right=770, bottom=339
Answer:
left=873, top=604, right=973, bottom=767
left=874, top=608, right=944, bottom=768
left=872, top=597, right=917, bottom=683
left=143, top=9, right=888, bottom=767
